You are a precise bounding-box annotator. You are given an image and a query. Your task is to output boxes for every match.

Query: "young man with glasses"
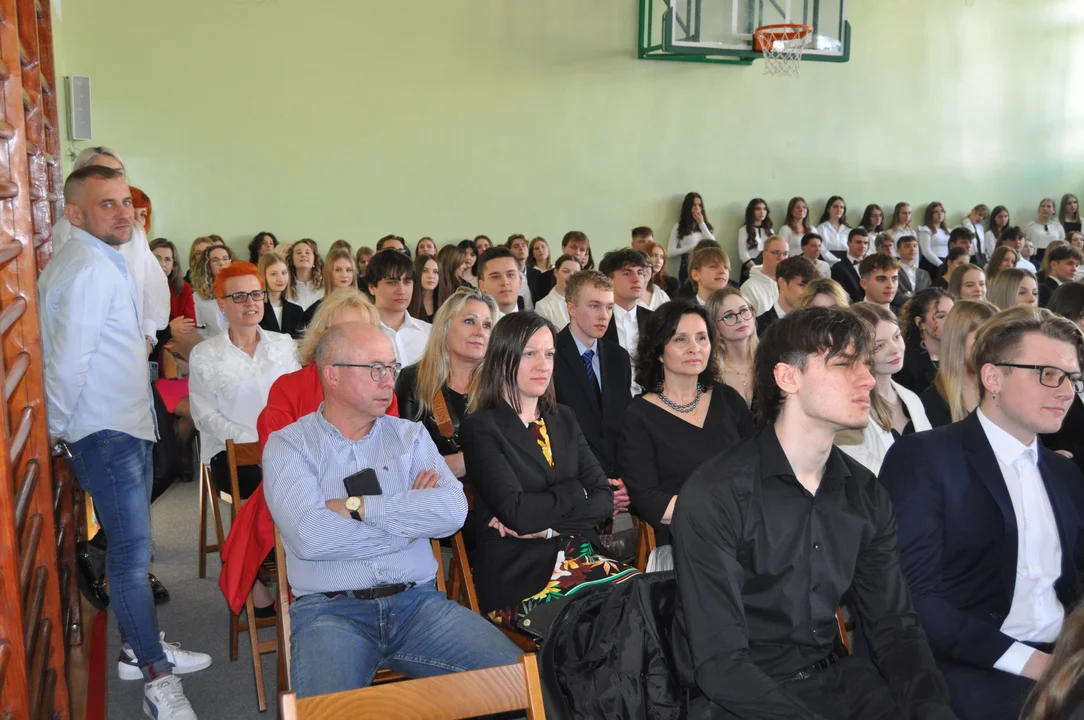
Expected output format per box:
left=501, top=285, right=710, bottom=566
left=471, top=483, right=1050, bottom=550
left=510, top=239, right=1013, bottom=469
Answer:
left=881, top=306, right=1084, bottom=720
left=756, top=256, right=815, bottom=337
left=264, top=322, right=521, bottom=698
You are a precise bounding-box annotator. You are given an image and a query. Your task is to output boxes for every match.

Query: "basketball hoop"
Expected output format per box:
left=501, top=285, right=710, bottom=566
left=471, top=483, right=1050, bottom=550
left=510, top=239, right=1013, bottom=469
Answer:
left=753, top=24, right=813, bottom=78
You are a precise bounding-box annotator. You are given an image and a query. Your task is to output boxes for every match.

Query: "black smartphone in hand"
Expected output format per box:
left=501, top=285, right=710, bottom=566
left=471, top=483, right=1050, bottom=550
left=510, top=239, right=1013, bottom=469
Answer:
left=344, top=468, right=382, bottom=496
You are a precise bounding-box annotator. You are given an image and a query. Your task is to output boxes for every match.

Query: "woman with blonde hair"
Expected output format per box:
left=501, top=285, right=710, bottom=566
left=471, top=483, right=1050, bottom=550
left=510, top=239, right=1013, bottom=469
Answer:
left=834, top=303, right=931, bottom=474
left=192, top=243, right=235, bottom=339
left=705, top=287, right=757, bottom=407
left=395, top=287, right=498, bottom=479
left=918, top=300, right=997, bottom=427
left=986, top=268, right=1039, bottom=309
left=947, top=263, right=987, bottom=301
left=1028, top=197, right=1066, bottom=262
left=258, top=253, right=304, bottom=339
left=642, top=239, right=679, bottom=308
left=799, top=277, right=850, bottom=308
left=286, top=238, right=324, bottom=311
left=1022, top=604, right=1084, bottom=719
left=985, top=246, right=1019, bottom=279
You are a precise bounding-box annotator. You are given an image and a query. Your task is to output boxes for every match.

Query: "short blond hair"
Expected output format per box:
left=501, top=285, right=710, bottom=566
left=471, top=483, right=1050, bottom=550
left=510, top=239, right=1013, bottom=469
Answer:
left=297, top=290, right=379, bottom=366
left=565, top=270, right=613, bottom=306
left=973, top=305, right=1084, bottom=401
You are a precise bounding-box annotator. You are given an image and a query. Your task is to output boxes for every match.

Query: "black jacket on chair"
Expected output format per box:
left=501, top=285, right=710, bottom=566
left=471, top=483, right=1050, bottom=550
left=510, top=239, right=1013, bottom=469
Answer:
left=830, top=258, right=865, bottom=303
left=553, top=327, right=631, bottom=478
left=459, top=402, right=615, bottom=614
left=260, top=300, right=306, bottom=340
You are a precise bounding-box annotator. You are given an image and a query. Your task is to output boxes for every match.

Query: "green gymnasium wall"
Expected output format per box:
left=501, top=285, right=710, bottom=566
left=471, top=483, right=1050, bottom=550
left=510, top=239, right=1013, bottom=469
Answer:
left=51, top=0, right=1084, bottom=265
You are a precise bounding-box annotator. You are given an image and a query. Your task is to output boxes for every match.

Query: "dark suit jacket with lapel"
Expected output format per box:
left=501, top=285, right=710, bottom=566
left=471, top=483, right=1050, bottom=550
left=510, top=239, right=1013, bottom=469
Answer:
left=553, top=327, right=631, bottom=478
left=1042, top=395, right=1084, bottom=476
left=830, top=258, right=865, bottom=303
left=603, top=305, right=652, bottom=351
left=1039, top=276, right=1060, bottom=308
left=755, top=306, right=779, bottom=337
left=459, top=402, right=615, bottom=613
left=260, top=300, right=306, bottom=340
left=880, top=412, right=1084, bottom=676
left=532, top=269, right=555, bottom=304
left=893, top=266, right=932, bottom=307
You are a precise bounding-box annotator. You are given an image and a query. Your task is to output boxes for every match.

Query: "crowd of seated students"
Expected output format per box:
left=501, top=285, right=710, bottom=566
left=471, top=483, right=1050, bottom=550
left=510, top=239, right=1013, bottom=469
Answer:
left=42, top=165, right=1084, bottom=720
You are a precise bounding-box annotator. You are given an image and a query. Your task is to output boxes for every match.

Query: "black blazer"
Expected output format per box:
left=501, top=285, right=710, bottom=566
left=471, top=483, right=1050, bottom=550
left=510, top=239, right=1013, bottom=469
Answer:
left=755, top=306, right=779, bottom=337
left=525, top=266, right=543, bottom=302
left=880, top=413, right=1084, bottom=678
left=893, top=266, right=932, bottom=307
left=460, top=403, right=614, bottom=613
left=893, top=340, right=938, bottom=394
left=1042, top=394, right=1084, bottom=476
left=1039, top=276, right=1061, bottom=308
left=661, top=276, right=680, bottom=298
left=603, top=306, right=652, bottom=350
left=532, top=269, right=555, bottom=304
left=830, top=258, right=865, bottom=303
left=918, top=384, right=954, bottom=429
left=260, top=300, right=305, bottom=340
left=552, top=327, right=631, bottom=478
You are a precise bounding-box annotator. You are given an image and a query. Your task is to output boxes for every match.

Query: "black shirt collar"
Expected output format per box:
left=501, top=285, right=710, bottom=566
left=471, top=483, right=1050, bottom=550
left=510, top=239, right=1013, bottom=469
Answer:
left=757, top=424, right=851, bottom=491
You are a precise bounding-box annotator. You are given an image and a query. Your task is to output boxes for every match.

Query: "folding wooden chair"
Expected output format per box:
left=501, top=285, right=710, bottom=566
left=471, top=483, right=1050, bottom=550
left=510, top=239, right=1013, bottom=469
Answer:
left=279, top=653, right=545, bottom=720
left=196, top=434, right=226, bottom=579
left=633, top=515, right=656, bottom=573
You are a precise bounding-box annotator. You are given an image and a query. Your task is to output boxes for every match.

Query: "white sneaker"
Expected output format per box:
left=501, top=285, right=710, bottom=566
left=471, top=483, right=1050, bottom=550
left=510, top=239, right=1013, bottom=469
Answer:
left=143, top=674, right=197, bottom=720
left=119, top=633, right=212, bottom=681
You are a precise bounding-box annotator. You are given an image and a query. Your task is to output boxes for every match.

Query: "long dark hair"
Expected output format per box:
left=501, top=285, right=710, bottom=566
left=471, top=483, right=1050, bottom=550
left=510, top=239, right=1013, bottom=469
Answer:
left=248, top=231, right=278, bottom=263
left=634, top=300, right=719, bottom=394
left=988, top=205, right=1011, bottom=240
left=469, top=312, right=557, bottom=415
left=677, top=192, right=712, bottom=238
left=744, top=198, right=773, bottom=251
left=817, top=196, right=848, bottom=226
left=899, top=287, right=952, bottom=344
left=785, top=196, right=812, bottom=235
left=860, top=204, right=885, bottom=234
left=408, top=253, right=441, bottom=320
left=1049, top=282, right=1084, bottom=325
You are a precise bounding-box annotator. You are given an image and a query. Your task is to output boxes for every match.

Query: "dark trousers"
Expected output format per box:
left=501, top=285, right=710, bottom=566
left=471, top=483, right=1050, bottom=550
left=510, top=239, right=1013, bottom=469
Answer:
left=940, top=661, right=1034, bottom=720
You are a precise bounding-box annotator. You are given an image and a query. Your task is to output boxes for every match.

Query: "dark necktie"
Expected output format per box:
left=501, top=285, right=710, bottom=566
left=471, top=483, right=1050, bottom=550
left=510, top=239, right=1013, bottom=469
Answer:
left=582, top=349, right=601, bottom=404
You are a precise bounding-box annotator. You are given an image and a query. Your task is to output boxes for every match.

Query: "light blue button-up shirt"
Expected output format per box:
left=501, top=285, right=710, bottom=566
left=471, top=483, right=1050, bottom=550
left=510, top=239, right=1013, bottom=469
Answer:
left=571, top=332, right=602, bottom=391
left=264, top=408, right=467, bottom=596
left=39, top=226, right=156, bottom=443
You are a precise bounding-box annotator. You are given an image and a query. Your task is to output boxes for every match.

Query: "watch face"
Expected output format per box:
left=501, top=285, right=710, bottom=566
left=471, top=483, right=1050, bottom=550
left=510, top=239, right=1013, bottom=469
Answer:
left=345, top=497, right=361, bottom=511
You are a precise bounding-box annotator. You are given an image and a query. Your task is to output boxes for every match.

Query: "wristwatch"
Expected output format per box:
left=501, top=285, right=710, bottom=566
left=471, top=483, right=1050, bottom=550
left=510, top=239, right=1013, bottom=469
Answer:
left=345, top=496, right=363, bottom=521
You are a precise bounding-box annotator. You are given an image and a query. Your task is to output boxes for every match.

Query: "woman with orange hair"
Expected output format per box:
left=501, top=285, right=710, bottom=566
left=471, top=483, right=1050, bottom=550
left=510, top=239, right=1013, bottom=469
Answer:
left=130, top=186, right=152, bottom=235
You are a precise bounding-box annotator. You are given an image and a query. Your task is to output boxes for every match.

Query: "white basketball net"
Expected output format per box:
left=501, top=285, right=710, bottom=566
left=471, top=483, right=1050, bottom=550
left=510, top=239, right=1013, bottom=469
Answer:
left=755, top=27, right=811, bottom=78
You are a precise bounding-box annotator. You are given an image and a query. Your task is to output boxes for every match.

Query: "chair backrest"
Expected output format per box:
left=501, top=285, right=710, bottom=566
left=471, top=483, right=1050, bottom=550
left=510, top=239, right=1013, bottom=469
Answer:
left=225, top=439, right=262, bottom=507
left=279, top=653, right=544, bottom=720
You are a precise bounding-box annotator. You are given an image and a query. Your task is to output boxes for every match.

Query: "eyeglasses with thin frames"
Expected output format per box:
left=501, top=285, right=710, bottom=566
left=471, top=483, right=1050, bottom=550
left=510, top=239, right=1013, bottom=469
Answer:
left=220, top=290, right=267, bottom=304
left=332, top=362, right=403, bottom=382
left=718, top=306, right=754, bottom=326
left=993, top=363, right=1084, bottom=394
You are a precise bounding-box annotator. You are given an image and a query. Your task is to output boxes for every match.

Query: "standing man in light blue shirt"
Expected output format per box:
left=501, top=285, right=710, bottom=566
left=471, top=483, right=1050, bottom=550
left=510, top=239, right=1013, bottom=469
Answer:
left=263, top=321, right=521, bottom=698
left=40, top=166, right=209, bottom=720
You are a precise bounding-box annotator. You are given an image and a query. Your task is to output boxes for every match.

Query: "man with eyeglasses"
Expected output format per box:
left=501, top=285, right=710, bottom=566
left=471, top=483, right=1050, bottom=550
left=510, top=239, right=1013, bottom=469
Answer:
left=756, top=256, right=815, bottom=337
left=880, top=306, right=1084, bottom=720
left=263, top=322, right=522, bottom=699
left=740, top=235, right=788, bottom=316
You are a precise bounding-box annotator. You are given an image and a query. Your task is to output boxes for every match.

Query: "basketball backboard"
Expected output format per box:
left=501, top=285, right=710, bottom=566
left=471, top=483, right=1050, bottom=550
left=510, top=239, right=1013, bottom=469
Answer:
left=639, top=0, right=850, bottom=65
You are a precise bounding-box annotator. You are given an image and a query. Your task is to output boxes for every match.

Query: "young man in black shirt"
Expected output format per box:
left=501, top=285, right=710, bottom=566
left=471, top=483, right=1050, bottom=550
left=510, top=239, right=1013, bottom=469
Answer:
left=672, top=307, right=957, bottom=720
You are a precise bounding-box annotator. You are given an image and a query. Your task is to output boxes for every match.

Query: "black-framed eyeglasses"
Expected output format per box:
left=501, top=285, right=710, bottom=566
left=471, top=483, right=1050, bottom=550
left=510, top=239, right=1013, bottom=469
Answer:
left=994, top=363, right=1084, bottom=393
left=332, top=362, right=403, bottom=382
left=718, top=306, right=754, bottom=326
left=221, top=290, right=266, bottom=304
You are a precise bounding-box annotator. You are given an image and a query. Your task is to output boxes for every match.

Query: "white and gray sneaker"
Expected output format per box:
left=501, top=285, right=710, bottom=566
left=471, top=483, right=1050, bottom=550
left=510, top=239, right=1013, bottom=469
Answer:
left=144, top=674, right=197, bottom=720
left=119, top=633, right=212, bottom=681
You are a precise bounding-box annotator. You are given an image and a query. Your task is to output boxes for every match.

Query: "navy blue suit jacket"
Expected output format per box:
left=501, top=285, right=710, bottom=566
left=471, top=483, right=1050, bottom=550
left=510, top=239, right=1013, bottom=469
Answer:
left=880, top=412, right=1084, bottom=671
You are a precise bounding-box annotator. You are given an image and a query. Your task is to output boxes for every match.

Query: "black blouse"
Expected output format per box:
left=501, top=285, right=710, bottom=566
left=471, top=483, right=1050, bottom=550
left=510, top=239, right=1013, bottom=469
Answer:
left=616, top=382, right=755, bottom=545
left=919, top=384, right=954, bottom=429
left=394, top=364, right=468, bottom=456
left=893, top=340, right=937, bottom=395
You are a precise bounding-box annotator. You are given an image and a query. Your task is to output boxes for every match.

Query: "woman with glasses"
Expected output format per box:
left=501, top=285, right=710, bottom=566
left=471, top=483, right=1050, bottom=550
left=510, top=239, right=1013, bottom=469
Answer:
left=192, top=243, right=235, bottom=339
left=705, top=287, right=757, bottom=407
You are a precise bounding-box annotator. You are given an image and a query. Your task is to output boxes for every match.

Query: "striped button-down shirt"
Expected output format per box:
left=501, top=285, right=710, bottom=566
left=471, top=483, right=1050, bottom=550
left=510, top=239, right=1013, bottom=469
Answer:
left=263, top=408, right=467, bottom=596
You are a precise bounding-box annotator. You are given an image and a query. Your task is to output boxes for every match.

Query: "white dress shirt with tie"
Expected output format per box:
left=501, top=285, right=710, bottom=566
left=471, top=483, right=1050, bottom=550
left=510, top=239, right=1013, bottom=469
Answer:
left=977, top=409, right=1064, bottom=676
left=612, top=304, right=642, bottom=395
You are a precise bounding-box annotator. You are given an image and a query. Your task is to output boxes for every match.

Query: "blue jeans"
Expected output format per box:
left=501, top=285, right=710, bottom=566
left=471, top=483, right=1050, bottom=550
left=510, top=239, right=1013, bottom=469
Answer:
left=68, top=430, right=168, bottom=678
left=290, top=581, right=523, bottom=698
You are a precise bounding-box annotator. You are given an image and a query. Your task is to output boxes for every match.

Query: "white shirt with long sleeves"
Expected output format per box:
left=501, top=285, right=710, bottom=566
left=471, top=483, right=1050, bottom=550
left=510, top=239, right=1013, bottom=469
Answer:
left=815, top=221, right=851, bottom=260
left=534, top=288, right=570, bottom=331
left=380, top=314, right=432, bottom=367
left=984, top=229, right=1002, bottom=259
left=52, top=217, right=169, bottom=343
left=1027, top=220, right=1066, bottom=251
left=612, top=304, right=642, bottom=395
left=668, top=222, right=715, bottom=258
left=737, top=226, right=769, bottom=265
left=739, top=267, right=779, bottom=316
left=1016, top=256, right=1038, bottom=273
left=778, top=225, right=808, bottom=258
left=291, top=280, right=324, bottom=311
left=811, top=257, right=832, bottom=279
left=194, top=293, right=228, bottom=340
left=917, top=225, right=951, bottom=267
left=834, top=381, right=930, bottom=475
left=518, top=270, right=535, bottom=311
left=189, top=326, right=301, bottom=463
left=638, top=284, right=671, bottom=311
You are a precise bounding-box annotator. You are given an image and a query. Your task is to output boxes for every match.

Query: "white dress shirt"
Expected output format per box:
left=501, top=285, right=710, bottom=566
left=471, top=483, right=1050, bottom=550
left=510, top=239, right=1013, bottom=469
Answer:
left=638, top=285, right=671, bottom=311
left=52, top=217, right=170, bottom=344
left=740, top=268, right=779, bottom=316
left=976, top=409, right=1064, bottom=675
left=291, top=280, right=324, bottom=311
left=39, top=226, right=157, bottom=443
left=815, top=221, right=851, bottom=260
left=812, top=258, right=832, bottom=279
left=835, top=381, right=931, bottom=475
left=1016, top=256, right=1038, bottom=272
left=535, top=288, right=570, bottom=331
left=889, top=227, right=917, bottom=244
left=1027, top=220, right=1066, bottom=251
left=189, top=326, right=301, bottom=463
left=778, top=225, right=807, bottom=258
left=984, top=229, right=1001, bottom=259
left=668, top=222, right=715, bottom=258
left=613, top=304, right=642, bottom=395
left=380, top=314, right=432, bottom=367
left=917, top=225, right=951, bottom=267
left=518, top=270, right=535, bottom=311
left=961, top=218, right=985, bottom=250
left=194, top=293, right=228, bottom=340
left=737, top=226, right=769, bottom=265
left=899, top=259, right=918, bottom=291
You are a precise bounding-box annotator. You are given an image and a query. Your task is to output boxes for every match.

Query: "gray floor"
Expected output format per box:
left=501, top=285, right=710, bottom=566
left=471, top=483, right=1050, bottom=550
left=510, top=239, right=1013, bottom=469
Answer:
left=107, top=478, right=278, bottom=720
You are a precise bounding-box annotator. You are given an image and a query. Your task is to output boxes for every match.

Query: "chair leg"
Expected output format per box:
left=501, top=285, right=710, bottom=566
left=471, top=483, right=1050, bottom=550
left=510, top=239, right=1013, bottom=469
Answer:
left=244, top=592, right=268, bottom=712
left=230, top=609, right=240, bottom=663
left=198, top=462, right=208, bottom=579
left=209, top=469, right=226, bottom=562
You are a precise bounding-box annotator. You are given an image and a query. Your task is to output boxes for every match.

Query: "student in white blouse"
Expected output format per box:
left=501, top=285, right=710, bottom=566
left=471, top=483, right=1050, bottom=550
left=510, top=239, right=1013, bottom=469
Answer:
left=367, top=249, right=432, bottom=366
left=917, top=201, right=951, bottom=272
left=737, top=198, right=773, bottom=274
left=668, top=191, right=715, bottom=284
left=814, top=195, right=851, bottom=263
left=1027, top=197, right=1066, bottom=261
left=192, top=244, right=234, bottom=339
left=984, top=205, right=1011, bottom=258
left=534, top=254, right=581, bottom=331
left=740, top=236, right=787, bottom=315
left=887, top=202, right=917, bottom=243
left=960, top=204, right=989, bottom=252
left=286, top=238, right=325, bottom=311
left=778, top=196, right=813, bottom=258
left=834, top=303, right=931, bottom=474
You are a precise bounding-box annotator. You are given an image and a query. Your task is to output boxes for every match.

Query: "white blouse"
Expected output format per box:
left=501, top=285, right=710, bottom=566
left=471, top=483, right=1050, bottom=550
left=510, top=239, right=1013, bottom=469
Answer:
left=1026, top=220, right=1066, bottom=251
left=737, top=226, right=770, bottom=265
left=535, top=288, right=570, bottom=331
left=189, top=327, right=301, bottom=463
left=834, top=381, right=931, bottom=475
left=194, top=294, right=228, bottom=340
left=291, top=280, right=325, bottom=311
left=889, top=227, right=917, bottom=243
left=984, top=229, right=1002, bottom=259
left=638, top=284, right=671, bottom=312
left=778, top=225, right=809, bottom=258
left=739, top=268, right=779, bottom=316
left=815, top=221, right=851, bottom=258
left=668, top=222, right=715, bottom=258
left=917, top=225, right=951, bottom=267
